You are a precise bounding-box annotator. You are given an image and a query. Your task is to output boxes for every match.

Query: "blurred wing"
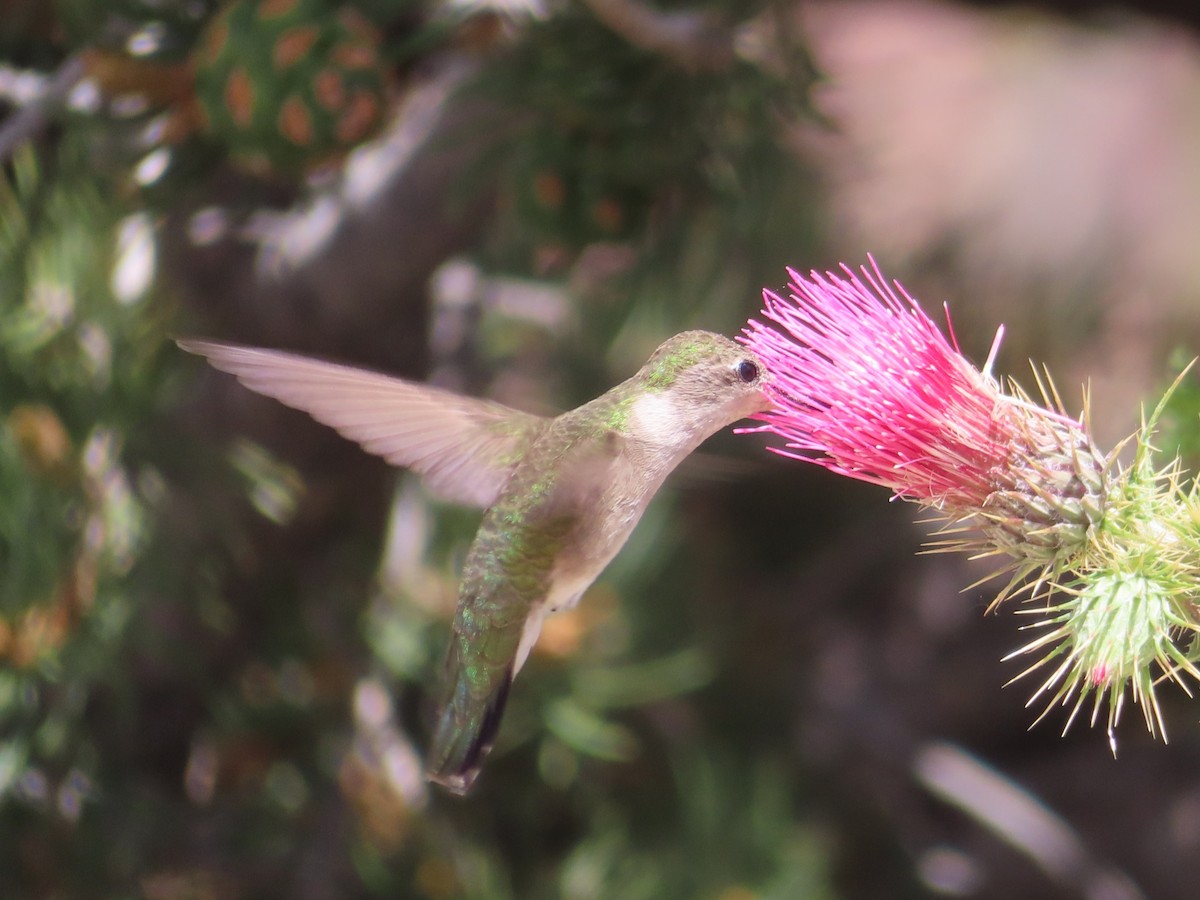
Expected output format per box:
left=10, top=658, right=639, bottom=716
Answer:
left=178, top=339, right=550, bottom=508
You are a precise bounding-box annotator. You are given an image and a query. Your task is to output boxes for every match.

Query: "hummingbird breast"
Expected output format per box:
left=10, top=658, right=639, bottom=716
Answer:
left=455, top=418, right=657, bottom=652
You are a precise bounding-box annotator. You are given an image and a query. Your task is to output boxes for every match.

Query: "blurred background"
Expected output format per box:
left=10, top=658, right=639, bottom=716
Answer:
left=3, top=0, right=1200, bottom=897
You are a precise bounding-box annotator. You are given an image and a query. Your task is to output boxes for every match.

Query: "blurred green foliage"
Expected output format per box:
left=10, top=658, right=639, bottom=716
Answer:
left=1160, top=348, right=1200, bottom=475
left=0, top=139, right=168, bottom=892
left=0, top=1, right=840, bottom=898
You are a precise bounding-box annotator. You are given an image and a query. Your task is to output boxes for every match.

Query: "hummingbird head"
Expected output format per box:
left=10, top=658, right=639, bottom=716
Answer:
left=624, top=330, right=771, bottom=451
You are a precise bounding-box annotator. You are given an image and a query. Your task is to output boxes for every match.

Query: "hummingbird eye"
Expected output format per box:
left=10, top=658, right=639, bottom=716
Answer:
left=735, top=359, right=759, bottom=384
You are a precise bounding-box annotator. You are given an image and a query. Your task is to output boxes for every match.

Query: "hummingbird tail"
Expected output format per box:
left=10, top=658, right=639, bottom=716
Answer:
left=425, top=663, right=513, bottom=795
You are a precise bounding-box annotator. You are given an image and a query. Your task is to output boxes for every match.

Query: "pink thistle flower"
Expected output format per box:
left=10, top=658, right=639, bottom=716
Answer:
left=740, top=258, right=1106, bottom=570
left=741, top=258, right=1007, bottom=510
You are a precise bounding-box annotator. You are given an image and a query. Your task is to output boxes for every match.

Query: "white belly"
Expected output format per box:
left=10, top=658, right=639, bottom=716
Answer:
left=513, top=565, right=606, bottom=674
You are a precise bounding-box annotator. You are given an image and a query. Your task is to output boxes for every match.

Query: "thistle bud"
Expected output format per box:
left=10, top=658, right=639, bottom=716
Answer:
left=978, top=401, right=1108, bottom=565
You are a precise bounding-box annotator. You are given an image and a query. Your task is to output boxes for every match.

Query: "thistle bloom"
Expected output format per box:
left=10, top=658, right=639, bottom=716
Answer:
left=741, top=258, right=1200, bottom=748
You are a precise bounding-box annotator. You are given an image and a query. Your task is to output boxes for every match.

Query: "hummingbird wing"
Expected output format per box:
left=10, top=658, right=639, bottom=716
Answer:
left=177, top=339, right=550, bottom=508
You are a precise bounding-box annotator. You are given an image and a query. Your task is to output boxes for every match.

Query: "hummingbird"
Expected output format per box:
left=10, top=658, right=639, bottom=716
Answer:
left=178, top=331, right=770, bottom=794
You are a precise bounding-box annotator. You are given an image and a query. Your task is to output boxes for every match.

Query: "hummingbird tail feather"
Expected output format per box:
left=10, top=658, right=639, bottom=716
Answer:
left=425, top=664, right=513, bottom=795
